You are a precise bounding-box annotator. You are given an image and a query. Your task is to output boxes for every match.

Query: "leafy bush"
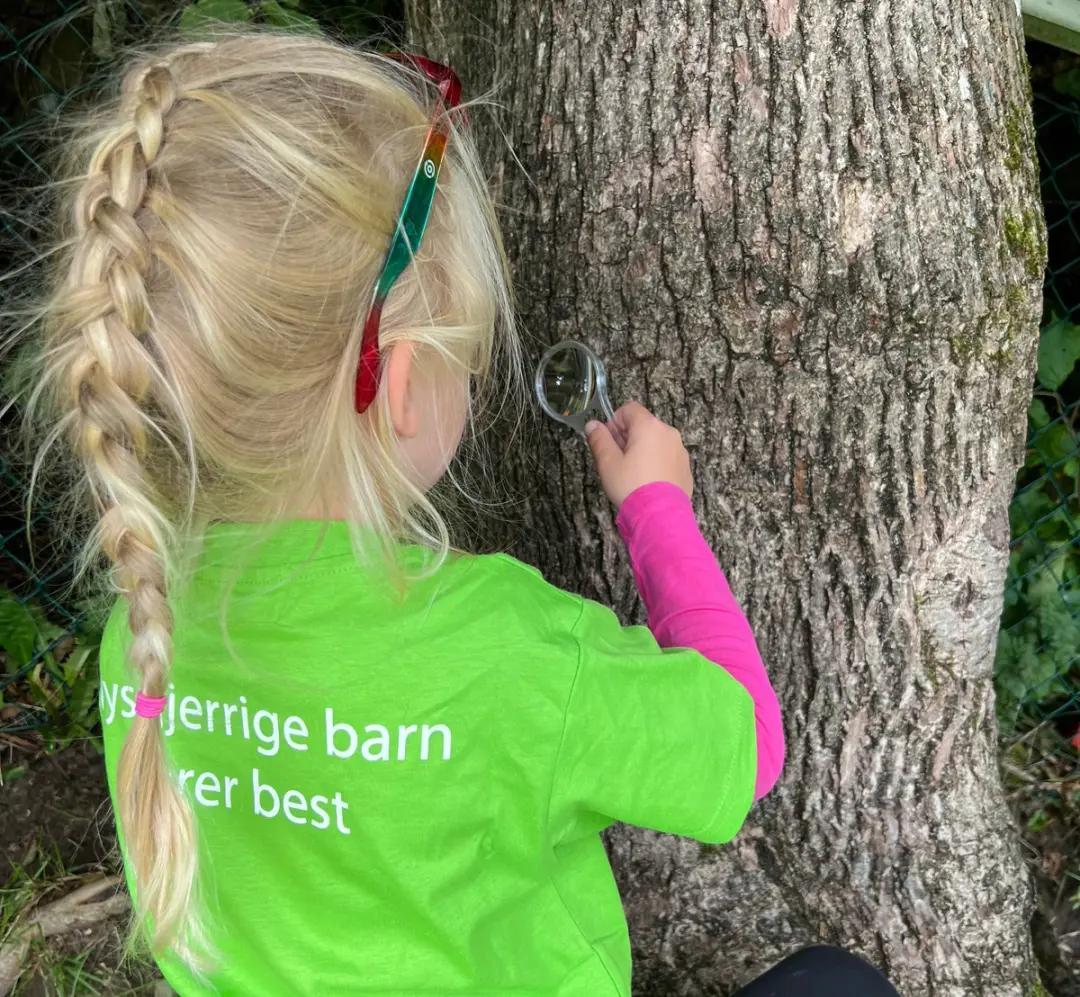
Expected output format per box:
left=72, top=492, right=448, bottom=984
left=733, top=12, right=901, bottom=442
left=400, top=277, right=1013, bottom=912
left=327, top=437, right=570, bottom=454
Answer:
left=0, top=590, right=102, bottom=748
left=995, top=314, right=1080, bottom=730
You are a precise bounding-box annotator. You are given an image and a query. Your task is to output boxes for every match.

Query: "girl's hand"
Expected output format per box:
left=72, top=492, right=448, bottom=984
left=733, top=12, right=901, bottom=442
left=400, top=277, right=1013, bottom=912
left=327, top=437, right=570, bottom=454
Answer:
left=585, top=401, right=693, bottom=509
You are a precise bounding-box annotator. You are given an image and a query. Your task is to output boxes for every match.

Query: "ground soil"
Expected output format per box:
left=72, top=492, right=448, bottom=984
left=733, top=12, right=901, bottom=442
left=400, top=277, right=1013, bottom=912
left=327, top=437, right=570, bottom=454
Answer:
left=3, top=740, right=112, bottom=880
left=1, top=738, right=165, bottom=996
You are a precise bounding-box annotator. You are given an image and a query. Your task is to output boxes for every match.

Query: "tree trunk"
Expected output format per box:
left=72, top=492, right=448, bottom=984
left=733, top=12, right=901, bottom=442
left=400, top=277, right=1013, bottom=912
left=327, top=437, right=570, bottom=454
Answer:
left=410, top=2, right=1045, bottom=993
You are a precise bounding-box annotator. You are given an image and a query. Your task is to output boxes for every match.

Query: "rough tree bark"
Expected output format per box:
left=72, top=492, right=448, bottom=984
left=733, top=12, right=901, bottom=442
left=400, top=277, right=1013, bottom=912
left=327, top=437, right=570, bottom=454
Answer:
left=411, top=2, right=1046, bottom=994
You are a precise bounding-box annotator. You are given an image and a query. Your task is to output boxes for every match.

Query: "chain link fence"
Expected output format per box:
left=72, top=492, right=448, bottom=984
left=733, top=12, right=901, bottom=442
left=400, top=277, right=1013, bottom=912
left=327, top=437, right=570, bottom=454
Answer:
left=0, top=1, right=401, bottom=739
left=995, top=83, right=1080, bottom=740
left=998, top=65, right=1080, bottom=977
left=0, top=1, right=173, bottom=738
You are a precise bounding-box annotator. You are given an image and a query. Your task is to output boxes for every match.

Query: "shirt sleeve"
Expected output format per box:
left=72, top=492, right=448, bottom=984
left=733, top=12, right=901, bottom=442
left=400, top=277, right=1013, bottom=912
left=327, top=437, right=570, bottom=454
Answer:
left=615, top=482, right=785, bottom=800
left=546, top=595, right=757, bottom=846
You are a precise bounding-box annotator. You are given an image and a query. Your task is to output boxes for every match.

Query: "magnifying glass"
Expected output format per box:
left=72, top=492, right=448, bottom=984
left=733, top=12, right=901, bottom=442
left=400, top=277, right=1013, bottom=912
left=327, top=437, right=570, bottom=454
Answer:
left=535, top=340, right=624, bottom=445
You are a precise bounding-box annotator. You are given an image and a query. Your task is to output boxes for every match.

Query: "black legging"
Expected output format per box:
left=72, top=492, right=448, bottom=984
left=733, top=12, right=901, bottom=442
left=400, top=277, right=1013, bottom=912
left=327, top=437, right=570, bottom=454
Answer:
left=733, top=945, right=900, bottom=997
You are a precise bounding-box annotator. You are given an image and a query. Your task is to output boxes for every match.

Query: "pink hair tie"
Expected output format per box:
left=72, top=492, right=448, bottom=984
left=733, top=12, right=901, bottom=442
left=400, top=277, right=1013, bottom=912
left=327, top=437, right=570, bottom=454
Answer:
left=135, top=691, right=167, bottom=719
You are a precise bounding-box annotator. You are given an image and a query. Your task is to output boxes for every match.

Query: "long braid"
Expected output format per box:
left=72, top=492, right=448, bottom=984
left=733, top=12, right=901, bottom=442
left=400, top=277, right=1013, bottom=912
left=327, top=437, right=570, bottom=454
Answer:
left=9, top=31, right=523, bottom=977
left=63, top=60, right=207, bottom=963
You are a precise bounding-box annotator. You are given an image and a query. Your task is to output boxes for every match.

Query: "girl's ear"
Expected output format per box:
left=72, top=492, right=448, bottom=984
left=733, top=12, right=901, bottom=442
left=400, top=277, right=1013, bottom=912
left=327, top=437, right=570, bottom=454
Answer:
left=384, top=340, right=419, bottom=438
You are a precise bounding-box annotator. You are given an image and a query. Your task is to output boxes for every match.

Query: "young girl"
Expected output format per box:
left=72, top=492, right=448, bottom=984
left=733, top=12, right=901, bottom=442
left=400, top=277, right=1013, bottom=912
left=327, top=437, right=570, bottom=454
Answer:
left=12, top=26, right=897, bottom=997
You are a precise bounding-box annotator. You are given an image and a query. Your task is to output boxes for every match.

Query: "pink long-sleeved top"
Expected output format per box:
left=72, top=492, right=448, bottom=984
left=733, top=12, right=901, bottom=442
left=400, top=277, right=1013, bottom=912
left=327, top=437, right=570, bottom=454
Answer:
left=616, top=481, right=785, bottom=800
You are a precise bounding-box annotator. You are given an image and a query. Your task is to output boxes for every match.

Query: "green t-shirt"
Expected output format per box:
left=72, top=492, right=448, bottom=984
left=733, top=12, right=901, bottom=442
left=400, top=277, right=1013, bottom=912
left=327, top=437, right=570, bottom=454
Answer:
left=99, top=518, right=755, bottom=996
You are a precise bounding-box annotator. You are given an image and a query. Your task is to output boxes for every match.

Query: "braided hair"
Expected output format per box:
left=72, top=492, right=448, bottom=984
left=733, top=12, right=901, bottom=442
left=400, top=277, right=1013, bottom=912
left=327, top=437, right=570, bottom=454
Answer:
left=54, top=52, right=211, bottom=965
left=6, top=27, right=518, bottom=968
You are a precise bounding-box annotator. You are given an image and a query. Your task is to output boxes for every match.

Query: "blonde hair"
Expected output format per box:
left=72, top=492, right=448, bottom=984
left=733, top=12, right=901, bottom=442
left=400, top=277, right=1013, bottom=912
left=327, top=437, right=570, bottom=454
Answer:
left=3, top=27, right=519, bottom=967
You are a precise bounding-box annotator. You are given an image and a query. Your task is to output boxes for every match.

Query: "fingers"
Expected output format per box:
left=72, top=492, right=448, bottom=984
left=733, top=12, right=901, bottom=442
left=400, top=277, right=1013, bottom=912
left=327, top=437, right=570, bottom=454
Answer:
left=584, top=402, right=691, bottom=507
left=605, top=418, right=628, bottom=451
left=612, top=401, right=657, bottom=446
left=585, top=420, right=622, bottom=468
left=613, top=400, right=653, bottom=432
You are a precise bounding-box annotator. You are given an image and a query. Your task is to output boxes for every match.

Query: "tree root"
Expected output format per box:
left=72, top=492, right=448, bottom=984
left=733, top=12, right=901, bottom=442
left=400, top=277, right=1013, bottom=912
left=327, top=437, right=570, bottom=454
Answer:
left=0, top=875, right=129, bottom=996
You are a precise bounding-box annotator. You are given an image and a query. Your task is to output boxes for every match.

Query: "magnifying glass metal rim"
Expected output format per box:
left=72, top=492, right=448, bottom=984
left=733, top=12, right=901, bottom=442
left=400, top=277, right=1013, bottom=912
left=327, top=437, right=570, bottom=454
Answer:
left=534, top=339, right=616, bottom=434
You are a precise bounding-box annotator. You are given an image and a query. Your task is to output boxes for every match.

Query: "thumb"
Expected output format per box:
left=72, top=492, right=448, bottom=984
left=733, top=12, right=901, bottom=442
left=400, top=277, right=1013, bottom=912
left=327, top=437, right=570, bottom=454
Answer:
left=585, top=420, right=621, bottom=468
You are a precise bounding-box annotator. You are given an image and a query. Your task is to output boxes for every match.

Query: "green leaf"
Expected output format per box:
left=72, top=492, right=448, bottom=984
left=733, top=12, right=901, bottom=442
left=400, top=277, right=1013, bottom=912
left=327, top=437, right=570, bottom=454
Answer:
left=1029, top=397, right=1051, bottom=429
left=1027, top=808, right=1052, bottom=833
left=1063, top=549, right=1080, bottom=584
left=27, top=664, right=61, bottom=720
left=2, top=765, right=28, bottom=784
left=93, top=1, right=113, bottom=59
left=1010, top=486, right=1054, bottom=535
left=61, top=643, right=94, bottom=688
left=26, top=601, right=65, bottom=646
left=92, top=0, right=128, bottom=60
left=179, top=0, right=254, bottom=32
left=1034, top=422, right=1077, bottom=465
left=1037, top=316, right=1080, bottom=391
left=0, top=594, right=39, bottom=673
left=1035, top=508, right=1072, bottom=544
left=260, top=0, right=321, bottom=32
left=63, top=651, right=100, bottom=736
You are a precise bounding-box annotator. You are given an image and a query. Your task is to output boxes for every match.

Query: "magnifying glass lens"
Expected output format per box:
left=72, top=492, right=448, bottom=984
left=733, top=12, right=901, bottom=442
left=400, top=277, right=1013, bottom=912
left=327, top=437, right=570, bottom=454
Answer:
left=540, top=345, right=595, bottom=417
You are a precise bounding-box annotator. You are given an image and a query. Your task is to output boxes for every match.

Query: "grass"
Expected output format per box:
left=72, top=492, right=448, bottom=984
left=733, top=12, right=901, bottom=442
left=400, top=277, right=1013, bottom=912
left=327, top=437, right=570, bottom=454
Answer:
left=18, top=950, right=127, bottom=997
left=1002, top=721, right=1080, bottom=991
left=1, top=839, right=149, bottom=996
left=0, top=839, right=163, bottom=995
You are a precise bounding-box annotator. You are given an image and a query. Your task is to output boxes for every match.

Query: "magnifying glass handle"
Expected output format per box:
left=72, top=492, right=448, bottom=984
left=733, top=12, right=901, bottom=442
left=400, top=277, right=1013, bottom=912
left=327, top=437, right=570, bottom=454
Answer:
left=570, top=412, right=625, bottom=451
left=592, top=358, right=627, bottom=450
left=598, top=390, right=615, bottom=424
left=606, top=420, right=628, bottom=451
left=583, top=412, right=627, bottom=452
